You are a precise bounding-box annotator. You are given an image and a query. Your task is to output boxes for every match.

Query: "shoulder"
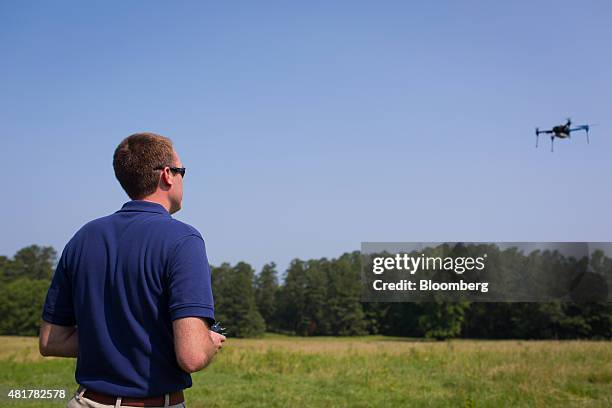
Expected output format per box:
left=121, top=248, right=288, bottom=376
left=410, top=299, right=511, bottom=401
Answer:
left=164, top=221, right=209, bottom=264
left=67, top=214, right=114, bottom=244
left=57, top=215, right=116, bottom=265
left=168, top=218, right=202, bottom=237
left=164, top=219, right=205, bottom=243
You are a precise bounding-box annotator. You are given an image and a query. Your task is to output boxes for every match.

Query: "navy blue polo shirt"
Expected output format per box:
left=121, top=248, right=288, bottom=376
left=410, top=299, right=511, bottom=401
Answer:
left=42, top=200, right=215, bottom=397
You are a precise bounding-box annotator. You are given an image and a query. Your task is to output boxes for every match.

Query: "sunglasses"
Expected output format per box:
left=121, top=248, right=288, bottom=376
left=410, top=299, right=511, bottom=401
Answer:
left=154, top=166, right=186, bottom=178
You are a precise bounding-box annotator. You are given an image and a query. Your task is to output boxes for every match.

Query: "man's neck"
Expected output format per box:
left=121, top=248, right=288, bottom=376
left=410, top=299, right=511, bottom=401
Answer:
left=139, top=195, right=171, bottom=213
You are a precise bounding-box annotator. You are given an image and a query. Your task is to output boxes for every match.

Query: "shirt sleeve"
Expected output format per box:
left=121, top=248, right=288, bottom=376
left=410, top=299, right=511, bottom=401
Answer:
left=42, top=247, right=76, bottom=326
left=167, top=234, right=215, bottom=324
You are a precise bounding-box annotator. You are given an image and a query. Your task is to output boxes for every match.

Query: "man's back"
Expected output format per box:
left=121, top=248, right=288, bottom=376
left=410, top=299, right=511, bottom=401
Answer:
left=43, top=200, right=215, bottom=397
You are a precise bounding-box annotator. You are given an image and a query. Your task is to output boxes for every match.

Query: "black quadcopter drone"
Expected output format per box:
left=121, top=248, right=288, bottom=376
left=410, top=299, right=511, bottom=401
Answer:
left=535, top=118, right=594, bottom=152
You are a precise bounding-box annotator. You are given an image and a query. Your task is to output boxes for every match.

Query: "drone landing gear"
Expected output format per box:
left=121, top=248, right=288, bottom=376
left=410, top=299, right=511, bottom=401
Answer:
left=551, top=136, right=554, bottom=152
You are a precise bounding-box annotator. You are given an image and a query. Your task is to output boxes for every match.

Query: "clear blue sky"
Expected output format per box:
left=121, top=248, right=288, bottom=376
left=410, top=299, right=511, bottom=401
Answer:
left=1, top=1, right=611, bottom=274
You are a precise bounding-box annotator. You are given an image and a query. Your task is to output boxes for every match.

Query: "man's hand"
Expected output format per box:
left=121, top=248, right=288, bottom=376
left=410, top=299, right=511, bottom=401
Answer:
left=210, top=330, right=226, bottom=352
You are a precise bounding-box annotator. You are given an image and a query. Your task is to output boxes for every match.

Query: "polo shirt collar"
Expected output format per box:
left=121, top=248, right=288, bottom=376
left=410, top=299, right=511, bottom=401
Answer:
left=116, top=200, right=170, bottom=215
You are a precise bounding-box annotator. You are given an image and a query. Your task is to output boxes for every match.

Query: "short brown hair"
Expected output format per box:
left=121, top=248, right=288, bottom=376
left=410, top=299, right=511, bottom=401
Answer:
left=113, top=132, right=175, bottom=200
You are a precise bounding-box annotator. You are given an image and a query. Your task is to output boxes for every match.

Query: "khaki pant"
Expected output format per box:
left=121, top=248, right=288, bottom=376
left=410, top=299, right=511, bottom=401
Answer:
left=66, top=385, right=186, bottom=408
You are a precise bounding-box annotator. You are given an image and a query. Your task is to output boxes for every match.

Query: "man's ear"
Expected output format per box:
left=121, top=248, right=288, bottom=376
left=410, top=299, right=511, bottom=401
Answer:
left=160, top=168, right=174, bottom=187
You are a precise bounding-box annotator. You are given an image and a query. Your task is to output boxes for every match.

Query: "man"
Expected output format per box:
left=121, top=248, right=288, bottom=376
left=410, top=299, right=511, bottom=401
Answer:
left=39, top=132, right=225, bottom=408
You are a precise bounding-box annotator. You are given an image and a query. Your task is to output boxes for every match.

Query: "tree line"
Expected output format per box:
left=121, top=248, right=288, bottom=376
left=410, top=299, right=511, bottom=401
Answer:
left=0, top=245, right=610, bottom=339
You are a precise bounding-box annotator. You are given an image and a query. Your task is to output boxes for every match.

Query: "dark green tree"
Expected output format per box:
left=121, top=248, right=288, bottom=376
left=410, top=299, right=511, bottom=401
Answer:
left=0, top=278, right=50, bottom=335
left=378, top=303, right=421, bottom=337
left=3, top=245, right=56, bottom=281
left=276, top=259, right=308, bottom=334
left=211, top=262, right=265, bottom=338
left=462, top=303, right=517, bottom=338
left=0, top=255, right=7, bottom=283
left=255, top=262, right=279, bottom=330
left=418, top=302, right=469, bottom=340
left=301, top=259, right=330, bottom=335
left=325, top=255, right=366, bottom=335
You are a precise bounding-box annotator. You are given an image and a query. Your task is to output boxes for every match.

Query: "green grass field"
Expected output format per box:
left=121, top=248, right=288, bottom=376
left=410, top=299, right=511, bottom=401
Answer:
left=1, top=334, right=610, bottom=407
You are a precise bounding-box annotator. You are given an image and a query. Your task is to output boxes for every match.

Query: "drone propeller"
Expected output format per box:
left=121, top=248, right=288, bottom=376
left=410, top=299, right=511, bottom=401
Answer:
left=535, top=127, right=539, bottom=147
